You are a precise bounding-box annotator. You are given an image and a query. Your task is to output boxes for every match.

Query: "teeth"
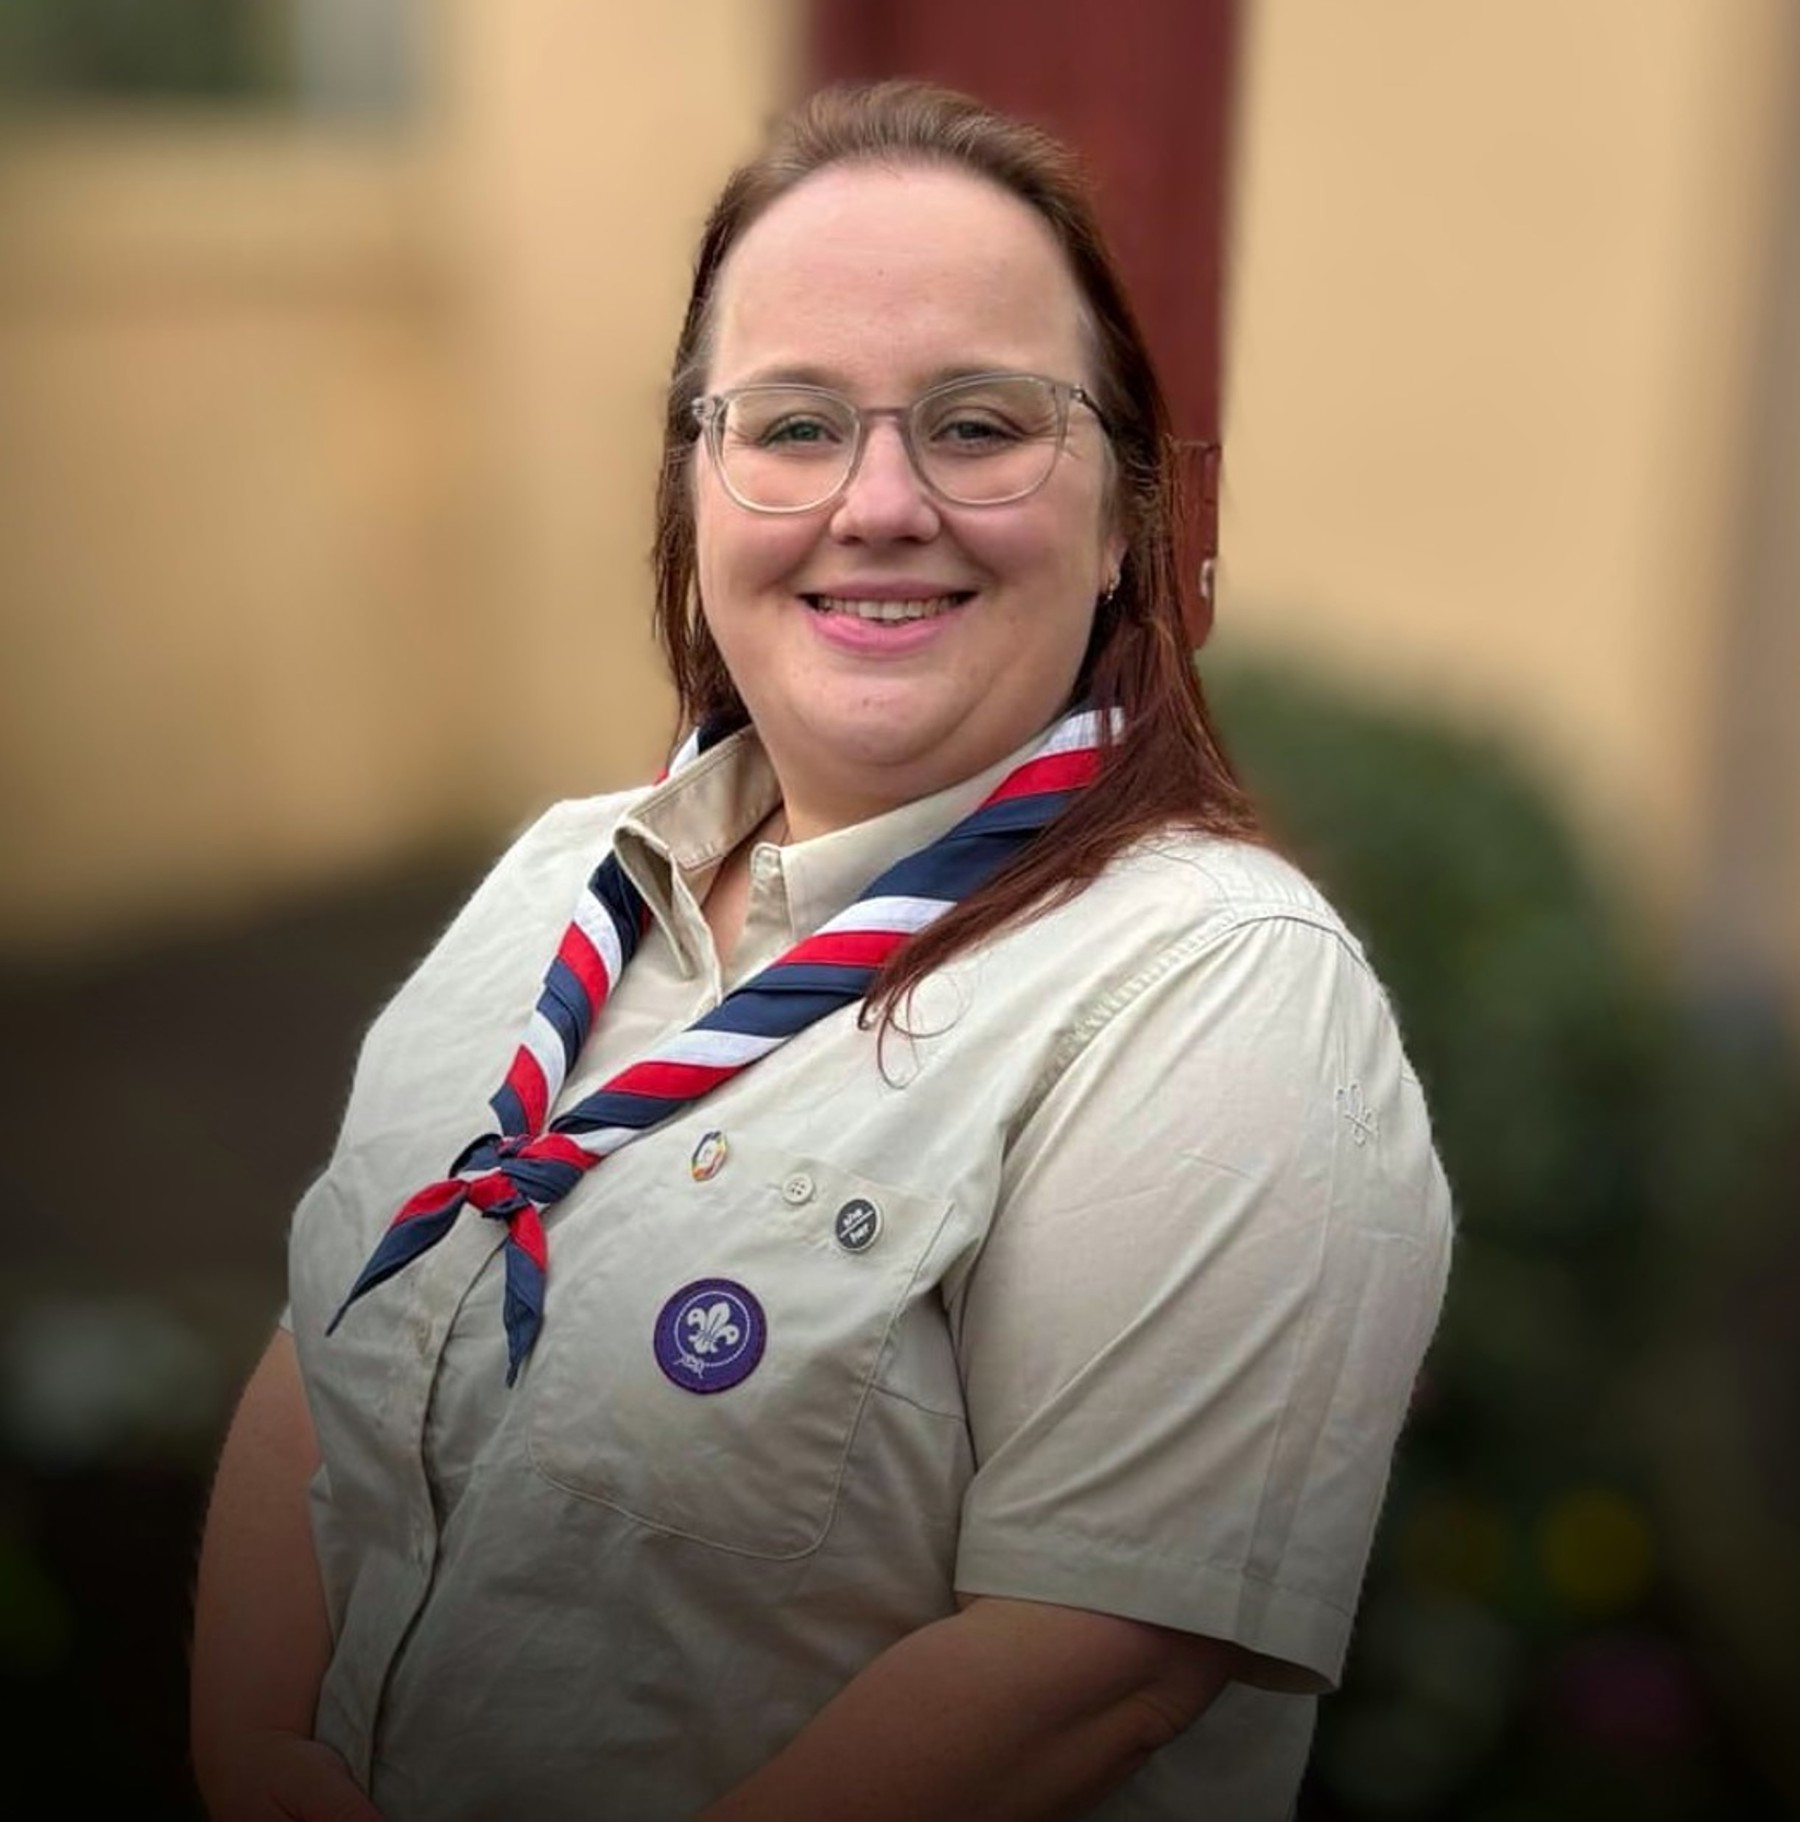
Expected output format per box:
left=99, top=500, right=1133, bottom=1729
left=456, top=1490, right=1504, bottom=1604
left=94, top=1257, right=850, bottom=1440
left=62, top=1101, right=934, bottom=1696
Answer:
left=811, top=595, right=963, bottom=622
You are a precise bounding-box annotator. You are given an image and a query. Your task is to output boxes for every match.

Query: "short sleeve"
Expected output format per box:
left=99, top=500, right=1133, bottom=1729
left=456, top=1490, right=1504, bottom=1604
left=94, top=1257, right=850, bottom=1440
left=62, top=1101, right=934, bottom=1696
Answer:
left=950, top=911, right=1453, bottom=1692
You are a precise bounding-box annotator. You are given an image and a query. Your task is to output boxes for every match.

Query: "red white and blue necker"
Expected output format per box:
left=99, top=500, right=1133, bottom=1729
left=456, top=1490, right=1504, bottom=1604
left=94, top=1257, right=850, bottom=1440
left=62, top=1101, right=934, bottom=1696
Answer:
left=329, top=706, right=1111, bottom=1383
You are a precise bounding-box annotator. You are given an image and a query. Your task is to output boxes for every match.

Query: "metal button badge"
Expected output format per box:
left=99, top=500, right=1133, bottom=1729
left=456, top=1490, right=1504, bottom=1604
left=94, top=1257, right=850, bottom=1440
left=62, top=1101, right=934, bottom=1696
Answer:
left=833, top=1198, right=881, bottom=1253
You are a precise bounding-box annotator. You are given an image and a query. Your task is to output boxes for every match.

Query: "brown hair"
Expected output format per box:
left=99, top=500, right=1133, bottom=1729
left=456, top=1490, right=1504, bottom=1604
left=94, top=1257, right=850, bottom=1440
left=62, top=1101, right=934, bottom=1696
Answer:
left=651, top=79, right=1259, bottom=1022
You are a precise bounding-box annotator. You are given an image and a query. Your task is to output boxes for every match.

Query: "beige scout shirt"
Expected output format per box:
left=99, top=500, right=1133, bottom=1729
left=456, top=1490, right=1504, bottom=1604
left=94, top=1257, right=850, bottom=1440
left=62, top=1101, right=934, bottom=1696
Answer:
left=286, top=724, right=1453, bottom=1822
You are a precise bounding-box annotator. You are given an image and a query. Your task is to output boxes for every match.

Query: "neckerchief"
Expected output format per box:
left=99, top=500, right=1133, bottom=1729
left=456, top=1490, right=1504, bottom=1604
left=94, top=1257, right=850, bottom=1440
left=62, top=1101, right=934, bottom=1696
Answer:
left=330, top=706, right=1109, bottom=1381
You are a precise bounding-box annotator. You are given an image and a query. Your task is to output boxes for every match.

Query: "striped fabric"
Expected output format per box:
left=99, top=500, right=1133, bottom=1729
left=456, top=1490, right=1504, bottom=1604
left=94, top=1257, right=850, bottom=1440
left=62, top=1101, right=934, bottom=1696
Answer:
left=330, top=708, right=1109, bottom=1382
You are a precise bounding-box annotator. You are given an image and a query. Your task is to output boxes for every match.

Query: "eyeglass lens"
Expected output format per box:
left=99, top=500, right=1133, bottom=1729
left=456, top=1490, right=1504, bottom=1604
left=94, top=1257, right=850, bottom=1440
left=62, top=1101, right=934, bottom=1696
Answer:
left=714, top=374, right=1068, bottom=510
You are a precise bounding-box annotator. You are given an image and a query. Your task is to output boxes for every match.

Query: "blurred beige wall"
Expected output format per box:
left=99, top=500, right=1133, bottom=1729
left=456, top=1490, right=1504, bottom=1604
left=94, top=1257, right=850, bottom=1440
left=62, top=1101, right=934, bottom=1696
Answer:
left=1218, top=0, right=1799, bottom=1001
left=434, top=0, right=803, bottom=815
left=0, top=121, right=470, bottom=951
left=0, top=0, right=802, bottom=957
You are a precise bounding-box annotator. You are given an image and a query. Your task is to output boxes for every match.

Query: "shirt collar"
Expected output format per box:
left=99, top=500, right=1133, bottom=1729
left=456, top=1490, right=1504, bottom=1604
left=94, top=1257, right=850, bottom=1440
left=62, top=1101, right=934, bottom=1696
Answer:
left=612, top=723, right=1054, bottom=966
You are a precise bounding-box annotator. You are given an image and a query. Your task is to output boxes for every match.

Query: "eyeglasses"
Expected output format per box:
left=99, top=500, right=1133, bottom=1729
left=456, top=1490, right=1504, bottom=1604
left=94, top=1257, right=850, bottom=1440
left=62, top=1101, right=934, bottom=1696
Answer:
left=691, top=370, right=1107, bottom=514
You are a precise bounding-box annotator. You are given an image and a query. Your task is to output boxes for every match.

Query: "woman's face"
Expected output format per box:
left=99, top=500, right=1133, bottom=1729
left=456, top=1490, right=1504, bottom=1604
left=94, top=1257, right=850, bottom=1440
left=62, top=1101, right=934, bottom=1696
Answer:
left=693, top=163, right=1124, bottom=838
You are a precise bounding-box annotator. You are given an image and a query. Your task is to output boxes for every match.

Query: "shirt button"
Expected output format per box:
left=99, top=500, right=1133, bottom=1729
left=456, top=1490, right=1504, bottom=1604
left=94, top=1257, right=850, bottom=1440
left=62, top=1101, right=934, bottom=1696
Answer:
left=781, top=1172, right=815, bottom=1206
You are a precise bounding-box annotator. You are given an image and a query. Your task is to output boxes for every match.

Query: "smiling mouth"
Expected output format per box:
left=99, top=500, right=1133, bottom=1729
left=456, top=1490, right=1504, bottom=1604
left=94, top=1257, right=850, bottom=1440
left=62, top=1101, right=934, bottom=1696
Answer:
left=804, top=593, right=974, bottom=623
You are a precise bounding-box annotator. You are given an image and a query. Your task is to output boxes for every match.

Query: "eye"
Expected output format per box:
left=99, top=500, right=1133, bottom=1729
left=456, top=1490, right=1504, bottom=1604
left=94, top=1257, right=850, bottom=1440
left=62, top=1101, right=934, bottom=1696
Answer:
left=725, top=392, right=852, bottom=455
left=756, top=413, right=843, bottom=450
left=918, top=379, right=1058, bottom=456
left=928, top=409, right=1024, bottom=453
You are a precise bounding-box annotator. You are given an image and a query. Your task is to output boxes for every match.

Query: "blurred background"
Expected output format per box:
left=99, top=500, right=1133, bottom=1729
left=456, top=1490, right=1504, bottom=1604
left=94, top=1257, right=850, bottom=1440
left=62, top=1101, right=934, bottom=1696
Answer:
left=0, top=2, right=1795, bottom=1816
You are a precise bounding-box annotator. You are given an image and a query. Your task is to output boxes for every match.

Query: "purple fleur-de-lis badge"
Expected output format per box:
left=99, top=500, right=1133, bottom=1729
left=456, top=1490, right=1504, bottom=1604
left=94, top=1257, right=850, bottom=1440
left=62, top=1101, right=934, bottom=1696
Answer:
left=654, top=1278, right=766, bottom=1394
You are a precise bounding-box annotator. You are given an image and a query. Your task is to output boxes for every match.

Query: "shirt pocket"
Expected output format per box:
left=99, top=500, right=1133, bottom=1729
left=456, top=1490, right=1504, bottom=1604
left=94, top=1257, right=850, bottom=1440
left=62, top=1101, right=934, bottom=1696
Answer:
left=525, top=1137, right=955, bottom=1557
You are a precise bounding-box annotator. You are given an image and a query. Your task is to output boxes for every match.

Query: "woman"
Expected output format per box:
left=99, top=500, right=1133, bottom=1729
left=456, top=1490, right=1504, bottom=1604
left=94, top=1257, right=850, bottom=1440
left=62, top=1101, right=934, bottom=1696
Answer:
left=191, top=79, right=1452, bottom=1822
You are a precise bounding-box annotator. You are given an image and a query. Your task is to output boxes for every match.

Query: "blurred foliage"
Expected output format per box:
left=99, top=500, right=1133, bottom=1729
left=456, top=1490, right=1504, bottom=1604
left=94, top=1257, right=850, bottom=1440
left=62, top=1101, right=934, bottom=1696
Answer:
left=0, top=0, right=290, bottom=104
left=1209, top=658, right=1800, bottom=1821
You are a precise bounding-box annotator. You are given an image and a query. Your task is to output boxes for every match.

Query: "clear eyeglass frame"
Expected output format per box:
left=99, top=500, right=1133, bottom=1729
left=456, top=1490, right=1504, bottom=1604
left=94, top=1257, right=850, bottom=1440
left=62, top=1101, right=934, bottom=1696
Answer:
left=690, top=370, right=1108, bottom=515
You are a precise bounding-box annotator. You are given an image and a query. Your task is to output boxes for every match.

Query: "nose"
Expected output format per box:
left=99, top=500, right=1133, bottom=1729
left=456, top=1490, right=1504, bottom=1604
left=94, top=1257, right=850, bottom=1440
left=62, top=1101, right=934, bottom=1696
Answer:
left=829, top=418, right=941, bottom=543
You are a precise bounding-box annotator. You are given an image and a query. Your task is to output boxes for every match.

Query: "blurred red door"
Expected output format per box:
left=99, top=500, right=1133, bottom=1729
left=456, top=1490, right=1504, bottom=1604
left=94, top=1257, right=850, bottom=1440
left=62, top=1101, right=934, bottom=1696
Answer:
left=808, top=0, right=1240, bottom=645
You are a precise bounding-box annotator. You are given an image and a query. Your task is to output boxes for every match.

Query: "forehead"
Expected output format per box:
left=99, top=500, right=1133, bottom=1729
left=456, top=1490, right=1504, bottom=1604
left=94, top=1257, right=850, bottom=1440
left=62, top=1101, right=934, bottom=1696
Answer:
left=706, top=163, right=1094, bottom=393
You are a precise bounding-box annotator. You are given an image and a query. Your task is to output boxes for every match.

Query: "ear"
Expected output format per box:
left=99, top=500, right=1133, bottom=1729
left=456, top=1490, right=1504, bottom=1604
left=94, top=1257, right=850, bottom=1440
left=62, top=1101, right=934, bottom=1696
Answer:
left=1097, top=463, right=1129, bottom=589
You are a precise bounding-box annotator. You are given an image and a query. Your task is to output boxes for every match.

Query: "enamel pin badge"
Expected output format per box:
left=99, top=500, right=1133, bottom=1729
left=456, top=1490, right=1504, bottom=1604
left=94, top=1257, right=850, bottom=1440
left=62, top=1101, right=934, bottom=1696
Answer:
left=689, top=1130, right=729, bottom=1181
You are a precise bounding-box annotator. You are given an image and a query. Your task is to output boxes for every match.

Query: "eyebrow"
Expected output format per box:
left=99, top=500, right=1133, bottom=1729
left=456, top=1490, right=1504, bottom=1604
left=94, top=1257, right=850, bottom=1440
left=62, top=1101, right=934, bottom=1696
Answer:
left=725, top=361, right=1033, bottom=393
